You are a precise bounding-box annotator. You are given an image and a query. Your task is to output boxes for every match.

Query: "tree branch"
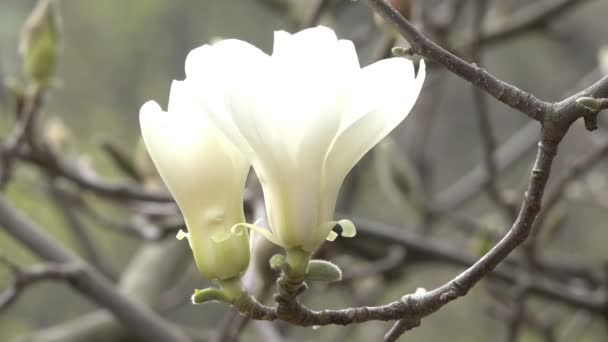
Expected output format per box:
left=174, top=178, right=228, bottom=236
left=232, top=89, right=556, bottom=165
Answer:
left=367, top=0, right=553, bottom=121
left=0, top=195, right=191, bottom=342
left=0, top=256, right=82, bottom=314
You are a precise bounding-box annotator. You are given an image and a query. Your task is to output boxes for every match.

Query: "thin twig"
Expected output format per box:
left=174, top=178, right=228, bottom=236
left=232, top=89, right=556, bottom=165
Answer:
left=0, top=88, right=43, bottom=189
left=367, top=0, right=553, bottom=121
left=0, top=195, right=191, bottom=342
left=471, top=0, right=593, bottom=49
left=0, top=256, right=83, bottom=313
left=47, top=179, right=116, bottom=280
left=469, top=0, right=518, bottom=221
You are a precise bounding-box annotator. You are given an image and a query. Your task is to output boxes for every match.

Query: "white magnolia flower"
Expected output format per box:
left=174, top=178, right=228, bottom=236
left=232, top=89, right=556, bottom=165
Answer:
left=139, top=81, right=251, bottom=281
left=185, top=26, right=425, bottom=253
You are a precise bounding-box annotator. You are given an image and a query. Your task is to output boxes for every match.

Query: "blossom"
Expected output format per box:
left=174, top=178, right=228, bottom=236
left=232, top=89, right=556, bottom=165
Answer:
left=185, top=26, right=425, bottom=252
left=139, top=81, right=250, bottom=281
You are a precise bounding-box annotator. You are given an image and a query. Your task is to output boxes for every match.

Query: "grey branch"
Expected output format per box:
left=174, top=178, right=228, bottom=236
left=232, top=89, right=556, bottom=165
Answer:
left=226, top=0, right=608, bottom=331
left=367, top=0, right=553, bottom=121
left=0, top=195, right=191, bottom=342
left=0, top=257, right=82, bottom=314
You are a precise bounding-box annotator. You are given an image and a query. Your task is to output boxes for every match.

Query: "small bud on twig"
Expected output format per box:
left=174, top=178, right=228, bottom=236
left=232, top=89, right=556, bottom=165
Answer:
left=305, top=260, right=342, bottom=282
left=19, top=0, right=62, bottom=88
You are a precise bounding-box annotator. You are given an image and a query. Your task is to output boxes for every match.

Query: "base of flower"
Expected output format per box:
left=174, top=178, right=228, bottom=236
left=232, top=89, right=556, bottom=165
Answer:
left=191, top=277, right=244, bottom=304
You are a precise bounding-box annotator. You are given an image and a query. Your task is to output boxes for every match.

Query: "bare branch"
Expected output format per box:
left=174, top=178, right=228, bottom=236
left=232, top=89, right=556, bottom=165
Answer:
left=0, top=88, right=43, bottom=189
left=0, top=256, right=82, bottom=313
left=18, top=146, right=174, bottom=202
left=469, top=0, right=518, bottom=221
left=367, top=0, right=553, bottom=121
left=533, top=134, right=608, bottom=235
left=0, top=195, right=191, bottom=342
left=47, top=180, right=116, bottom=279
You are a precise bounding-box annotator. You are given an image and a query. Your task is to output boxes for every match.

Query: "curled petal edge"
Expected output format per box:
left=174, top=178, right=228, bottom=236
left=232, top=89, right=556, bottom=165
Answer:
left=176, top=227, right=248, bottom=244
left=231, top=222, right=282, bottom=247
left=323, top=219, right=357, bottom=242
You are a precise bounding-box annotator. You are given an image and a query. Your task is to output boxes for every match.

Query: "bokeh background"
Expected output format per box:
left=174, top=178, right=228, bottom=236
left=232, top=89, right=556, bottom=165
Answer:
left=1, top=0, right=608, bottom=341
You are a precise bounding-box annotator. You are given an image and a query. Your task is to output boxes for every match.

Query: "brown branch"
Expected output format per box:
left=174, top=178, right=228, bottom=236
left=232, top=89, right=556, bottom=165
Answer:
left=349, top=215, right=600, bottom=289
left=0, top=256, right=83, bottom=313
left=99, top=140, right=142, bottom=182
left=47, top=179, right=116, bottom=279
left=367, top=0, right=553, bottom=121
left=383, top=311, right=420, bottom=342
left=18, top=146, right=174, bottom=202
left=226, top=2, right=608, bottom=330
left=231, top=125, right=563, bottom=327
left=0, top=195, right=191, bottom=342
left=533, top=134, right=608, bottom=236
left=435, top=68, right=605, bottom=213
left=469, top=0, right=518, bottom=221
left=0, top=88, right=43, bottom=189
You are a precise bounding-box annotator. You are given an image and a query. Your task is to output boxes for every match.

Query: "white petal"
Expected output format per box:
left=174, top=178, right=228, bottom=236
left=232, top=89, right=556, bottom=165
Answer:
left=272, top=30, right=292, bottom=56
left=325, top=58, right=426, bottom=192
left=185, top=39, right=267, bottom=80
left=139, top=81, right=249, bottom=229
left=337, top=39, right=360, bottom=71
left=225, top=30, right=359, bottom=248
left=271, top=26, right=338, bottom=61
left=185, top=39, right=270, bottom=164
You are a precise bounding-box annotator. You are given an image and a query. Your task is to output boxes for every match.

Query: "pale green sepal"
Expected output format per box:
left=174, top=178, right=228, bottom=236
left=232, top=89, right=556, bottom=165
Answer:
left=176, top=229, right=189, bottom=241
left=269, top=254, right=288, bottom=272
left=211, top=225, right=245, bottom=243
left=285, top=248, right=311, bottom=280
left=191, top=288, right=233, bottom=304
left=231, top=222, right=282, bottom=246
left=321, top=219, right=357, bottom=241
left=191, top=278, right=244, bottom=304
left=326, top=230, right=338, bottom=241
left=306, top=259, right=342, bottom=282
left=337, top=219, right=356, bottom=238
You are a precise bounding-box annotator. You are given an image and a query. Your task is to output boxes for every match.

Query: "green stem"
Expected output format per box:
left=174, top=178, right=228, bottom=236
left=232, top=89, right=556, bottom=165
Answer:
left=285, top=248, right=311, bottom=282
left=218, top=277, right=245, bottom=302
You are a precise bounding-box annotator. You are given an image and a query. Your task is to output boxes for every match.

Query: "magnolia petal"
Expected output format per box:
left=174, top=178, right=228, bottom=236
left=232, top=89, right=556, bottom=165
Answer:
left=211, top=224, right=246, bottom=243
left=271, top=25, right=338, bottom=61
left=225, top=28, right=358, bottom=248
left=272, top=30, right=292, bottom=56
left=337, top=39, right=360, bottom=71
left=184, top=39, right=269, bottom=161
left=185, top=39, right=267, bottom=81
left=325, top=59, right=426, bottom=187
left=336, top=219, right=357, bottom=238
left=231, top=222, right=283, bottom=247
left=140, top=81, right=249, bottom=222
left=140, top=80, right=251, bottom=281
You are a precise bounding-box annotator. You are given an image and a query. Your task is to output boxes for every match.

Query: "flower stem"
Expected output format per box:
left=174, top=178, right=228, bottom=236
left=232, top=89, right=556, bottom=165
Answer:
left=285, top=248, right=311, bottom=282
left=218, top=277, right=245, bottom=302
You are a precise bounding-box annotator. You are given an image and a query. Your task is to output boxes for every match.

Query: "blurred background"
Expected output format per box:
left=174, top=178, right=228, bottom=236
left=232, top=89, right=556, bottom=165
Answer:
left=1, top=0, right=608, bottom=341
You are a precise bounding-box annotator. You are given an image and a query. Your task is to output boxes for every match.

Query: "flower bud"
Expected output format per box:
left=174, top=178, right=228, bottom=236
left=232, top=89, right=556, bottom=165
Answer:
left=140, top=81, right=251, bottom=281
left=185, top=26, right=425, bottom=254
left=19, top=0, right=61, bottom=88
